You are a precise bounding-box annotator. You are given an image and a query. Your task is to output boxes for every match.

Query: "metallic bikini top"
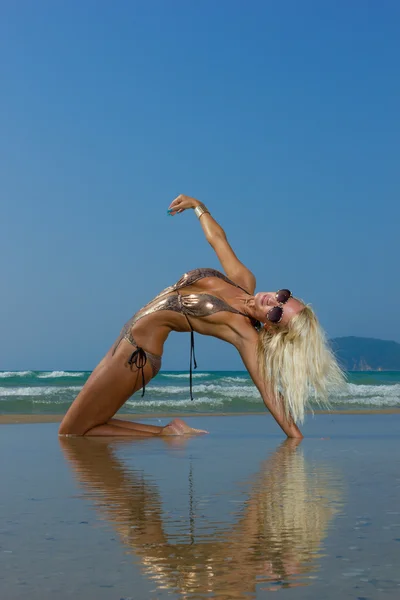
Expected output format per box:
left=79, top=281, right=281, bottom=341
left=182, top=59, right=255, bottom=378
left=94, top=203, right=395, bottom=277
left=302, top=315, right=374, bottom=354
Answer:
left=120, top=268, right=260, bottom=400
left=130, top=267, right=254, bottom=327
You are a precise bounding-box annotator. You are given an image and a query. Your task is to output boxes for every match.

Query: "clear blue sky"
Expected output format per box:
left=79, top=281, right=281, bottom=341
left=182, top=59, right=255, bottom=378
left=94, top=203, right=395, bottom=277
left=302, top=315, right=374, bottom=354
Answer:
left=1, top=1, right=399, bottom=370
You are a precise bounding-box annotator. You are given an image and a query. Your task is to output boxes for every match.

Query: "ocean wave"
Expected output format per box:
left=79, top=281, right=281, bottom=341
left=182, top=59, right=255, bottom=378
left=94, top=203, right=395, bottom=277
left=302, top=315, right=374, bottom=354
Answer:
left=329, top=395, right=400, bottom=407
left=37, top=371, right=85, bottom=378
left=160, top=373, right=211, bottom=379
left=0, top=386, right=82, bottom=397
left=148, top=382, right=400, bottom=400
left=31, top=398, right=77, bottom=405
left=0, top=371, right=33, bottom=378
left=1, top=377, right=399, bottom=411
left=126, top=396, right=224, bottom=408
left=147, top=384, right=260, bottom=397
left=128, top=393, right=400, bottom=409
left=145, top=381, right=400, bottom=407
left=335, top=383, right=400, bottom=398
left=220, top=376, right=251, bottom=384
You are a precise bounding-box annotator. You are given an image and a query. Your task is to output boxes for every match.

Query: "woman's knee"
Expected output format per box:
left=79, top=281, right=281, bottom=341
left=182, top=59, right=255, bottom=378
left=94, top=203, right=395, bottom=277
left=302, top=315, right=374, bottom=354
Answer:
left=58, top=416, right=90, bottom=437
left=58, top=423, right=81, bottom=437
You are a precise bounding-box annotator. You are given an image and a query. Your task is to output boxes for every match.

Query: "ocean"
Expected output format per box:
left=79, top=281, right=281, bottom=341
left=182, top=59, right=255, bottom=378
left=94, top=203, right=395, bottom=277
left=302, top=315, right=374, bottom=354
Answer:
left=0, top=370, right=399, bottom=415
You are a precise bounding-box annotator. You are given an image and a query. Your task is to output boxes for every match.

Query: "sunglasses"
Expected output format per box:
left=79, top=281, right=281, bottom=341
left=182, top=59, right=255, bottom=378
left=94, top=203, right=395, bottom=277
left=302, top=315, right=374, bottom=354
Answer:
left=266, top=289, right=292, bottom=324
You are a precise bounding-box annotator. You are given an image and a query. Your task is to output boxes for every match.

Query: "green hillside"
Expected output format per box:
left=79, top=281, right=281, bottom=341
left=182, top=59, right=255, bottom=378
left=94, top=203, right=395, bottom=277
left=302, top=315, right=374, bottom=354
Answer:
left=330, top=337, right=400, bottom=371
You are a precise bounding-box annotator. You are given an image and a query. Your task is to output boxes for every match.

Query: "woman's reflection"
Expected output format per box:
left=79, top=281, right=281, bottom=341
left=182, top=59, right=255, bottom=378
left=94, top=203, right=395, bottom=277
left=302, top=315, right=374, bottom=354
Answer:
left=59, top=436, right=341, bottom=597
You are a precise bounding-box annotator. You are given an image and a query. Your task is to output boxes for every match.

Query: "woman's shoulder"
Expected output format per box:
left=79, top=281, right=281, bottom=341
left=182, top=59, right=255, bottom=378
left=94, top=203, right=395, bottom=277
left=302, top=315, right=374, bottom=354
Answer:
left=179, top=267, right=223, bottom=280
left=176, top=268, right=251, bottom=293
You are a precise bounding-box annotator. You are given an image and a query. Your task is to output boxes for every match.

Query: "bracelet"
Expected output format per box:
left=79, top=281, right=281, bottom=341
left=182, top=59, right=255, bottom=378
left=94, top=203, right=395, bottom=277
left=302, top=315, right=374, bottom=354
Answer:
left=194, top=203, right=210, bottom=219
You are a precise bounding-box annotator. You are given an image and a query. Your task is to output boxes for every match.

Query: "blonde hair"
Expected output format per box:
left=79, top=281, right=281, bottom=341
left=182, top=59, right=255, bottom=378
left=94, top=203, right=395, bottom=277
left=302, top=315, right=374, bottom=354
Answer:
left=256, top=305, right=345, bottom=423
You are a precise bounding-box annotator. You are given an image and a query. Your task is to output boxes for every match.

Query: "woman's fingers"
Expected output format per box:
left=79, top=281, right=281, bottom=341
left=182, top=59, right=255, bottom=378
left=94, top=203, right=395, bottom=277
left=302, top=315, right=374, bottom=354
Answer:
left=168, top=195, right=189, bottom=216
left=168, top=205, right=183, bottom=215
left=170, top=195, right=184, bottom=207
left=167, top=194, right=199, bottom=215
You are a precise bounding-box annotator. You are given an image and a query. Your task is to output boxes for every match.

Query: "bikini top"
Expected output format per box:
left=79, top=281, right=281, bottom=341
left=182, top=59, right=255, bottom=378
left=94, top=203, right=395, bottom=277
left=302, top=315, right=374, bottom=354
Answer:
left=122, top=268, right=260, bottom=399
left=131, top=268, right=255, bottom=326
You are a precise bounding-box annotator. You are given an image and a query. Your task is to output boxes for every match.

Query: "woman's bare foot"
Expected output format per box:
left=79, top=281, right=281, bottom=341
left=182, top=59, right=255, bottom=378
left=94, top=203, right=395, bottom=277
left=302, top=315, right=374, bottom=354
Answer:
left=161, top=418, right=208, bottom=436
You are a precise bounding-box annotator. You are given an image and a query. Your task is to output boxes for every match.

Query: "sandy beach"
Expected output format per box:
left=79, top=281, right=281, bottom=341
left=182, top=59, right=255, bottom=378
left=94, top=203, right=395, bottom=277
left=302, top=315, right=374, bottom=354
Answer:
left=1, top=413, right=400, bottom=599
left=2, top=408, right=400, bottom=425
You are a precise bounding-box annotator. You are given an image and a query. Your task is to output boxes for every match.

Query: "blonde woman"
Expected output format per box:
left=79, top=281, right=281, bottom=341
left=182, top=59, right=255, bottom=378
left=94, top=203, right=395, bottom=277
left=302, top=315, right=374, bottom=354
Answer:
left=59, top=195, right=343, bottom=438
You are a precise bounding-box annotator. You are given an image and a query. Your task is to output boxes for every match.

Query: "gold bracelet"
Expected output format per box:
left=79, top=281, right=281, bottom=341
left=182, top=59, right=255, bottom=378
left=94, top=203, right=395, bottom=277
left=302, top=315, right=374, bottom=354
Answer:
left=194, top=204, right=210, bottom=219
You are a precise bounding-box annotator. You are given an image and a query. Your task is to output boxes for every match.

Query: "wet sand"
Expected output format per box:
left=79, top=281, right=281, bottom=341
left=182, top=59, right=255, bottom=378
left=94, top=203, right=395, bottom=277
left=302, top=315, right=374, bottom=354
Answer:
left=1, top=414, right=400, bottom=599
left=2, top=408, right=400, bottom=424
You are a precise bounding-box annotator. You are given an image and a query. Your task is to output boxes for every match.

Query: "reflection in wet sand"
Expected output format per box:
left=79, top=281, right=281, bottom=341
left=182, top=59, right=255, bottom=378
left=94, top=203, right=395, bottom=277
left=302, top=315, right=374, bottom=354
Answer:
left=60, top=437, right=342, bottom=598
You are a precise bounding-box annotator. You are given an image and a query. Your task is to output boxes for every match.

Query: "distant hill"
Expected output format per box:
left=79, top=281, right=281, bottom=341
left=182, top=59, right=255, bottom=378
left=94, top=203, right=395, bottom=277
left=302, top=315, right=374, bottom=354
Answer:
left=329, top=336, right=400, bottom=371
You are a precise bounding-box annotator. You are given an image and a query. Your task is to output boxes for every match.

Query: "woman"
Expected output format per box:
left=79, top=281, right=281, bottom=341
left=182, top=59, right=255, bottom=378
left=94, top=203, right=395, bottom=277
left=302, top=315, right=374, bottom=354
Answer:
left=59, top=195, right=343, bottom=438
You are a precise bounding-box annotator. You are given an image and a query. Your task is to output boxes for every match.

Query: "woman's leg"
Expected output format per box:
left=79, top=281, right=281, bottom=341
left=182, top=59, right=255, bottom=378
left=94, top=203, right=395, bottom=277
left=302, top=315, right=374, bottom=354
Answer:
left=83, top=418, right=207, bottom=437
left=59, top=340, right=158, bottom=436
left=58, top=340, right=207, bottom=437
left=108, top=417, right=207, bottom=436
left=84, top=423, right=157, bottom=437
left=108, top=418, right=164, bottom=434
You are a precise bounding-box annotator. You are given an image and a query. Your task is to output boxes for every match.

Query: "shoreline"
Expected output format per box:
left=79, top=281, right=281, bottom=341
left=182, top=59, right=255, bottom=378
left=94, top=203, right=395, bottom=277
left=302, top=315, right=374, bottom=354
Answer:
left=1, top=408, right=400, bottom=425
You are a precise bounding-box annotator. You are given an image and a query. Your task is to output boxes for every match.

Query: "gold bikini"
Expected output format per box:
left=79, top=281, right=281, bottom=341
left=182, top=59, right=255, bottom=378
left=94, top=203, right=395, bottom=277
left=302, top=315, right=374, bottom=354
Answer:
left=113, top=268, right=259, bottom=398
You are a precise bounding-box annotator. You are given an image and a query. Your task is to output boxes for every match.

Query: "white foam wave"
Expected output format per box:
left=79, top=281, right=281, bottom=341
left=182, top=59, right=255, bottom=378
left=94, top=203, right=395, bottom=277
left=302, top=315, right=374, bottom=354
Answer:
left=329, top=395, right=400, bottom=407
left=147, top=383, right=259, bottom=397
left=31, top=398, right=76, bottom=405
left=133, top=391, right=400, bottom=408
left=38, top=371, right=85, bottom=378
left=1, top=379, right=399, bottom=409
left=220, top=376, right=251, bottom=384
left=335, top=383, right=400, bottom=398
left=126, top=396, right=224, bottom=408
left=147, top=382, right=400, bottom=404
left=160, top=373, right=211, bottom=379
left=0, top=371, right=33, bottom=378
left=0, top=386, right=82, bottom=397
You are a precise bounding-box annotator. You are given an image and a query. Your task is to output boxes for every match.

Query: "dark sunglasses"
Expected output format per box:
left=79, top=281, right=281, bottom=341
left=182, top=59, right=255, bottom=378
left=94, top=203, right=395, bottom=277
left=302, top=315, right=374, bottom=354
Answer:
left=266, top=289, right=292, bottom=324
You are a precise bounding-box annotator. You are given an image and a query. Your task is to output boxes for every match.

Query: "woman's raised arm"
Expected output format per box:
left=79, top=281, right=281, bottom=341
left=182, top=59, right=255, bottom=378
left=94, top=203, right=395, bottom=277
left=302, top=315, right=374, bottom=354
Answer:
left=168, top=194, right=256, bottom=293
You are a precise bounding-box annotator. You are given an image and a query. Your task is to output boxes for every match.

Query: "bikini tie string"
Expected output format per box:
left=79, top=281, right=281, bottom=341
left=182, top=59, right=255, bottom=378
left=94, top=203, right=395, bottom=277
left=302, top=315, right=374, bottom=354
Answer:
left=176, top=292, right=198, bottom=402
left=127, top=347, right=147, bottom=397
left=189, top=329, right=198, bottom=402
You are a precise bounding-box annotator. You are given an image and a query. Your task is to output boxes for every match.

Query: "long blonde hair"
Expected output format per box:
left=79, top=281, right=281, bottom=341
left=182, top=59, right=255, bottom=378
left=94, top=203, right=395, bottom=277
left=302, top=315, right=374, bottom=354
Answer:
left=256, top=305, right=345, bottom=423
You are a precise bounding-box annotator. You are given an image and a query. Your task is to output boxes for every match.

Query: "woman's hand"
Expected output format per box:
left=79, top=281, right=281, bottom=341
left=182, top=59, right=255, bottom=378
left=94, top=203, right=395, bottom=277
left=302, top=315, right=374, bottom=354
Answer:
left=167, top=194, right=201, bottom=216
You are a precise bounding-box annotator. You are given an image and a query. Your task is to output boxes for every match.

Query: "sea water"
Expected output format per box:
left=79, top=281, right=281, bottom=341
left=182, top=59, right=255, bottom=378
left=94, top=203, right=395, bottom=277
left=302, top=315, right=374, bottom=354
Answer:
left=0, top=370, right=399, bottom=415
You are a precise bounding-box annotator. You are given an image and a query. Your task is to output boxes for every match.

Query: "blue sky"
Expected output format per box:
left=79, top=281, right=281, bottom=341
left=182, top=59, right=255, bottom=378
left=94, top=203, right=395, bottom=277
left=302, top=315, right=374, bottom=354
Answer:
left=1, top=1, right=399, bottom=370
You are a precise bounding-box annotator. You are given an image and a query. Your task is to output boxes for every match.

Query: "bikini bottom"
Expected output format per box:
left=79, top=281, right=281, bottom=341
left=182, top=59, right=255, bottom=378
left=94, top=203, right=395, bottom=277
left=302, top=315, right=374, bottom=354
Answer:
left=112, top=331, right=162, bottom=397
